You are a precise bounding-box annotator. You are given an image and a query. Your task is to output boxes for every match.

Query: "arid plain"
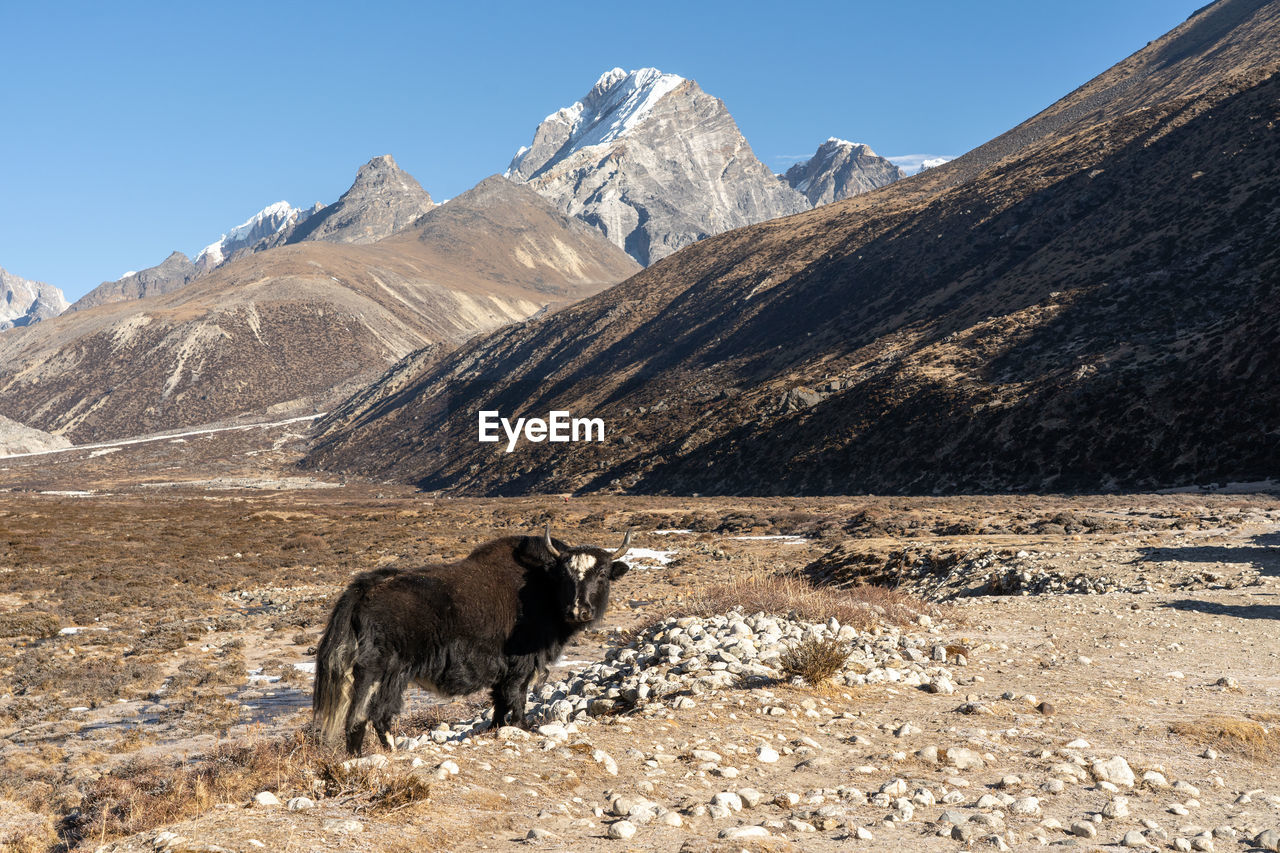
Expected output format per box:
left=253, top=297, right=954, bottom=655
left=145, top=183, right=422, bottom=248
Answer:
left=1, top=426, right=1278, bottom=852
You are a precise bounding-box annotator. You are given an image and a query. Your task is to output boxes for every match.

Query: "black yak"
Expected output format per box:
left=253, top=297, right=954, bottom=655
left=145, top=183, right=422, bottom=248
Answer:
left=313, top=524, right=632, bottom=754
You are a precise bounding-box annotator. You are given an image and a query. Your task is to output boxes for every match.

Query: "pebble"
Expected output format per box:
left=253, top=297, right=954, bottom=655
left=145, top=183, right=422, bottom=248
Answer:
left=608, top=821, right=636, bottom=840
left=719, top=826, right=770, bottom=839
left=251, top=792, right=281, bottom=807
left=1092, top=756, right=1136, bottom=788
left=855, top=826, right=875, bottom=841
left=1257, top=829, right=1280, bottom=852
left=1121, top=829, right=1150, bottom=847
left=322, top=819, right=363, bottom=835
left=755, top=745, right=779, bottom=763
left=525, top=827, right=557, bottom=842
left=1071, top=821, right=1098, bottom=839
left=945, top=747, right=985, bottom=770
left=1102, top=796, right=1130, bottom=819
left=711, top=792, right=743, bottom=813
left=286, top=796, right=315, bottom=811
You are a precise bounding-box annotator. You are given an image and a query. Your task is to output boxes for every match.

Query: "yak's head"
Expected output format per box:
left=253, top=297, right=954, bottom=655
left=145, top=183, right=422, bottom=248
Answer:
left=543, top=524, right=631, bottom=625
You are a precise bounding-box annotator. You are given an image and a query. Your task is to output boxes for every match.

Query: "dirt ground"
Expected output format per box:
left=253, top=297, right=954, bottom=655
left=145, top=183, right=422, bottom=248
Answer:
left=1, top=432, right=1279, bottom=851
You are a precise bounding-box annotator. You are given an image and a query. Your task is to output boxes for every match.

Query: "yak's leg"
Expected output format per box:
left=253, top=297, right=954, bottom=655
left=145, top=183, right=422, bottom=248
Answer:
left=370, top=666, right=409, bottom=752
left=344, top=666, right=382, bottom=755
left=491, top=662, right=536, bottom=729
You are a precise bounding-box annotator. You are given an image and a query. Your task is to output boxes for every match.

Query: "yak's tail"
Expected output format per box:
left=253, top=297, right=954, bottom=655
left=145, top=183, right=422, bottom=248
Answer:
left=313, top=583, right=363, bottom=748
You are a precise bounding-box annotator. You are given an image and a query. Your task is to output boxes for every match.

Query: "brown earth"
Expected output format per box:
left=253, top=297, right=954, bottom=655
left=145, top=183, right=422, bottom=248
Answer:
left=1, top=442, right=1278, bottom=850
left=0, top=177, right=639, bottom=445
left=303, top=0, right=1280, bottom=495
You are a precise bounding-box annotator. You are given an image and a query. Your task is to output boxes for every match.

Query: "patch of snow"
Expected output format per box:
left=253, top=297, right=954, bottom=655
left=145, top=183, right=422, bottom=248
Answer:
left=59, top=626, right=107, bottom=635
left=88, top=447, right=120, bottom=458
left=292, top=661, right=316, bottom=674
left=40, top=490, right=95, bottom=497
left=652, top=528, right=694, bottom=535
left=730, top=535, right=808, bottom=545
left=625, top=547, right=676, bottom=566
left=246, top=668, right=282, bottom=684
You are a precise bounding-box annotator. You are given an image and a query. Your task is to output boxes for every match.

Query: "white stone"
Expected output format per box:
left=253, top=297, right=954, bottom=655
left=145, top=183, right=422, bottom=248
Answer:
left=608, top=820, right=636, bottom=839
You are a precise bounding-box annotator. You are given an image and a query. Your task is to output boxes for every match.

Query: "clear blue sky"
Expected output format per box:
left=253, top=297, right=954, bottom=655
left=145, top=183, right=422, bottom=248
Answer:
left=1, top=0, right=1205, bottom=301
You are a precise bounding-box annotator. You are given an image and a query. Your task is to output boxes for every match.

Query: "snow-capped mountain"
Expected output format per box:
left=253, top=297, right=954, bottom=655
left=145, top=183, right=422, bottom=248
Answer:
left=194, top=200, right=320, bottom=273
left=783, top=138, right=906, bottom=206
left=887, top=154, right=955, bottom=175
left=505, top=67, right=809, bottom=266
left=0, top=264, right=68, bottom=330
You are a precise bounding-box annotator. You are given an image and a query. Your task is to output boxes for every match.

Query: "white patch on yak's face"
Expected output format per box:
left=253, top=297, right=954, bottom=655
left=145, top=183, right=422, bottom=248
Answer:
left=568, top=553, right=597, bottom=580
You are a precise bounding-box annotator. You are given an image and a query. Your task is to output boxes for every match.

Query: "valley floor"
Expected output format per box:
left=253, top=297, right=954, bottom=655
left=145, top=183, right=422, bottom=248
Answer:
left=0, top=455, right=1278, bottom=851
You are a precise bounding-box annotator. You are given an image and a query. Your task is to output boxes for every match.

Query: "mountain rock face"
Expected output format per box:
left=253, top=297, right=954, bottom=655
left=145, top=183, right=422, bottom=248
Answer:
left=783, top=138, right=906, bottom=206
left=306, top=0, right=1280, bottom=495
left=192, top=155, right=431, bottom=276
left=71, top=251, right=199, bottom=312
left=194, top=201, right=320, bottom=273
left=505, top=67, right=810, bottom=266
left=0, top=414, right=71, bottom=456
left=0, top=176, right=638, bottom=443
left=287, top=154, right=435, bottom=245
left=0, top=265, right=67, bottom=330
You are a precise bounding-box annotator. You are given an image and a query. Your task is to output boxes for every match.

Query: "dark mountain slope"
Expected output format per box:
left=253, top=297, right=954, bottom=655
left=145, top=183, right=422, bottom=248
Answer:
left=304, top=1, right=1280, bottom=495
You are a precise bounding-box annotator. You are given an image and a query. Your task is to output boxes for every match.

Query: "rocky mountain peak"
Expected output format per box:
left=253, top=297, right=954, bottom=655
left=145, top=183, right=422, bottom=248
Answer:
left=0, top=264, right=68, bottom=330
left=70, top=251, right=198, bottom=312
left=287, top=154, right=435, bottom=245
left=783, top=138, right=906, bottom=206
left=505, top=67, right=809, bottom=266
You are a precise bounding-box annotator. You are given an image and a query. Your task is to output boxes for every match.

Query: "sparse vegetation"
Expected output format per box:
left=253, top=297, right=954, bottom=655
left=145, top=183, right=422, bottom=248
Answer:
left=676, top=568, right=934, bottom=631
left=779, top=637, right=850, bottom=685
left=1170, top=715, right=1280, bottom=763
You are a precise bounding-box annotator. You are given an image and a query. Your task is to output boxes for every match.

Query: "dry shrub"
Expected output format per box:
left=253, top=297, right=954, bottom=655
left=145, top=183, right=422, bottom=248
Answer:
left=320, top=763, right=432, bottom=813
left=0, top=611, right=59, bottom=639
left=779, top=638, right=850, bottom=685
left=282, top=532, right=328, bottom=552
left=678, top=570, right=932, bottom=631
left=72, top=731, right=320, bottom=845
left=1170, top=715, right=1280, bottom=762
left=0, top=798, right=58, bottom=853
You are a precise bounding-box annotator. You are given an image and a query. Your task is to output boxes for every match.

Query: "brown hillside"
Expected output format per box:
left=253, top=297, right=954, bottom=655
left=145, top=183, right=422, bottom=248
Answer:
left=0, top=177, right=639, bottom=443
left=304, top=0, right=1280, bottom=495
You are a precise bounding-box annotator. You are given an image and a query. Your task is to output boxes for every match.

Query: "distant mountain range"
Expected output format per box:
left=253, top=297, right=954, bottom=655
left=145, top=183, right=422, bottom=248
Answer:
left=0, top=178, right=637, bottom=443
left=305, top=0, right=1280, bottom=495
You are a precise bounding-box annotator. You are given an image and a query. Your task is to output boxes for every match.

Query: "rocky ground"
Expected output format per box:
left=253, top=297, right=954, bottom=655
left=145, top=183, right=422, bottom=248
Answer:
left=0, top=469, right=1277, bottom=851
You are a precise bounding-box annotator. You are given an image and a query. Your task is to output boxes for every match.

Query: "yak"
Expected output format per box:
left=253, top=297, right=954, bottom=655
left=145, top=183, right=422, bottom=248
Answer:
left=313, top=524, right=632, bottom=754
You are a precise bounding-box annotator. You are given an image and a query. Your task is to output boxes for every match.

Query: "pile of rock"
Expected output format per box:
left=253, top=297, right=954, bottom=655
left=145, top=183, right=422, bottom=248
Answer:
left=806, top=544, right=1153, bottom=600
left=417, top=610, right=957, bottom=739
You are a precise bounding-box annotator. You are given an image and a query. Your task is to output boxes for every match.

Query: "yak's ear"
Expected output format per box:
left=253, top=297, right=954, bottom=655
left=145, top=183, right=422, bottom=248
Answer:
left=609, top=560, right=630, bottom=580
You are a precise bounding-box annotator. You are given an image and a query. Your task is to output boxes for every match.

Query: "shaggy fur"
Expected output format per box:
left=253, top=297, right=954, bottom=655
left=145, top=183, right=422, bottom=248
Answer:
left=314, top=532, right=629, bottom=754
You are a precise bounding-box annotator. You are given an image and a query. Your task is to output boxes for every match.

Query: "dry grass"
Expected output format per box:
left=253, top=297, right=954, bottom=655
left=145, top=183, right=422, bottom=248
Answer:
left=70, top=731, right=321, bottom=847
left=676, top=569, right=933, bottom=631
left=1170, top=714, right=1280, bottom=763
left=779, top=638, right=850, bottom=685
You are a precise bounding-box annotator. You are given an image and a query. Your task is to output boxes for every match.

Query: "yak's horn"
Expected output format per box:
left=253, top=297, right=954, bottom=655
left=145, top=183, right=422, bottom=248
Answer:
left=612, top=528, right=633, bottom=561
left=543, top=522, right=561, bottom=558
